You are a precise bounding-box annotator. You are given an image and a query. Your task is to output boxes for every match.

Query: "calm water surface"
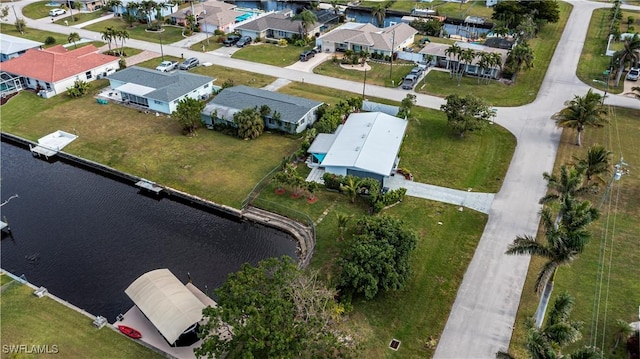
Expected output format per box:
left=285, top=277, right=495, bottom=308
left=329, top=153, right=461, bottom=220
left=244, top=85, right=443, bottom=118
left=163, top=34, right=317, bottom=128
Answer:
left=0, top=140, right=297, bottom=321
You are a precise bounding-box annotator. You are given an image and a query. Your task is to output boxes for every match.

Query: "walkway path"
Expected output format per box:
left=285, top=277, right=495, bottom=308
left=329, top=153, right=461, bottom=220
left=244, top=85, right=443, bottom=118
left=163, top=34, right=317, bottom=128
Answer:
left=5, top=1, right=640, bottom=357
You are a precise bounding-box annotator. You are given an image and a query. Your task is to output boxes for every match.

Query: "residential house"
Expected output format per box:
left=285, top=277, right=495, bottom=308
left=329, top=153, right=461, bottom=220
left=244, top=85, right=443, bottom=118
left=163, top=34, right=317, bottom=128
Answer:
left=201, top=85, right=323, bottom=134
left=316, top=22, right=417, bottom=57
left=50, top=0, right=106, bottom=11
left=107, top=66, right=215, bottom=114
left=0, top=45, right=119, bottom=98
left=308, top=112, right=408, bottom=183
left=419, top=41, right=508, bottom=79
left=109, top=0, right=177, bottom=21
left=235, top=11, right=322, bottom=41
left=0, top=34, right=43, bottom=62
left=169, top=0, right=253, bottom=33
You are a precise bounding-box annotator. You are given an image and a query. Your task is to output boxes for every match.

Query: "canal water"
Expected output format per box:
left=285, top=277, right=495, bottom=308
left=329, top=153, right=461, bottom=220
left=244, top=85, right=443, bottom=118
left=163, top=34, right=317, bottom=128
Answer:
left=0, top=140, right=297, bottom=322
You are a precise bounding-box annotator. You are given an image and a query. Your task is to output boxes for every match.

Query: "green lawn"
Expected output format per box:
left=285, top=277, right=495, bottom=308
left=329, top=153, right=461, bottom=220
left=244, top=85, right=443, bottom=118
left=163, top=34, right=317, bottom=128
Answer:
left=1, top=81, right=299, bottom=208
left=53, top=10, right=110, bottom=25
left=509, top=107, right=640, bottom=358
left=576, top=8, right=640, bottom=95
left=425, top=0, right=495, bottom=19
left=232, top=43, right=314, bottom=67
left=84, top=19, right=186, bottom=44
left=22, top=0, right=56, bottom=19
left=1, top=274, right=13, bottom=286
left=189, top=36, right=224, bottom=52
left=417, top=1, right=572, bottom=106
left=0, top=22, right=105, bottom=49
left=1, top=282, right=162, bottom=359
left=134, top=56, right=277, bottom=88
left=314, top=59, right=414, bottom=87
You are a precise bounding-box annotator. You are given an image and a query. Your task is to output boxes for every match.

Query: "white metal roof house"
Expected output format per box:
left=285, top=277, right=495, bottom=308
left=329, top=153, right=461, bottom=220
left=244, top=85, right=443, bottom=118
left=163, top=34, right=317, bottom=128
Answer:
left=107, top=66, right=215, bottom=114
left=317, top=22, right=417, bottom=56
left=201, top=85, right=323, bottom=134
left=0, top=34, right=43, bottom=62
left=308, top=112, right=408, bottom=182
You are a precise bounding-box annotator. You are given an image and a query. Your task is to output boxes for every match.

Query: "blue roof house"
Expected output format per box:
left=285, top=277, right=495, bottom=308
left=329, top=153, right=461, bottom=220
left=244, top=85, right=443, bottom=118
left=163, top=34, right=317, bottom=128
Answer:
left=0, top=34, right=43, bottom=62
left=201, top=86, right=323, bottom=134
left=107, top=67, right=215, bottom=114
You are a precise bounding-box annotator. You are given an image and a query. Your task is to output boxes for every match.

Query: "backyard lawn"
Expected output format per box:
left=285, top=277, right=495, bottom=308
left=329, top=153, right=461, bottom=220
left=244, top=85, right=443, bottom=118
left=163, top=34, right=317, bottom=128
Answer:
left=232, top=42, right=315, bottom=67
left=576, top=8, right=640, bottom=95
left=84, top=19, right=186, bottom=44
left=0, top=22, right=105, bottom=49
left=509, top=106, right=640, bottom=358
left=417, top=1, right=572, bottom=106
left=313, top=59, right=414, bottom=87
left=134, top=56, right=276, bottom=88
left=1, top=81, right=299, bottom=208
left=0, top=280, right=162, bottom=359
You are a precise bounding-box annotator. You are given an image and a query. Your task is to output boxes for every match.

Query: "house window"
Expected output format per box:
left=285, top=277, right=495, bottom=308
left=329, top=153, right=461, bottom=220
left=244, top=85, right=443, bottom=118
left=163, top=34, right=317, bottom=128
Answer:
left=86, top=71, right=92, bottom=79
left=153, top=100, right=162, bottom=105
left=46, top=83, right=51, bottom=90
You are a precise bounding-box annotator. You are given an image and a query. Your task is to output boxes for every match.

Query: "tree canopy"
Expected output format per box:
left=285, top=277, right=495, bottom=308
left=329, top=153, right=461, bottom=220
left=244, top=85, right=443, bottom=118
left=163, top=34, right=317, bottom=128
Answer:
left=196, top=256, right=352, bottom=359
left=338, top=216, right=418, bottom=300
left=492, top=0, right=559, bottom=29
left=174, top=97, right=205, bottom=136
left=440, top=94, right=495, bottom=137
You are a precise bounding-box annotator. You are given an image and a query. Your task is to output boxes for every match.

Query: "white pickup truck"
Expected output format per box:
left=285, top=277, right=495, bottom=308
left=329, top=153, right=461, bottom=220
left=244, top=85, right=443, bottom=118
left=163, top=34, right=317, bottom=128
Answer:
left=155, top=61, right=178, bottom=72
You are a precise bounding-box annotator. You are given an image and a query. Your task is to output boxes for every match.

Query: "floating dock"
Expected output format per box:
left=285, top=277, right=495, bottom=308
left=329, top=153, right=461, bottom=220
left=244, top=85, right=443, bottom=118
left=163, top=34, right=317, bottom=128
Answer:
left=135, top=179, right=163, bottom=194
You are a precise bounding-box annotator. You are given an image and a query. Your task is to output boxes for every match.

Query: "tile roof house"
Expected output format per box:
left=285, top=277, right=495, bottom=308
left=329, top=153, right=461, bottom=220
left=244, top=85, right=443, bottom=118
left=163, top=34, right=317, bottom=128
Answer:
left=317, top=22, right=417, bottom=56
left=0, top=44, right=119, bottom=98
left=0, top=34, right=43, bottom=62
left=107, top=66, right=215, bottom=114
left=201, top=85, right=323, bottom=134
left=235, top=11, right=322, bottom=41
left=169, top=0, right=251, bottom=33
left=419, top=41, right=508, bottom=79
left=308, top=112, right=408, bottom=182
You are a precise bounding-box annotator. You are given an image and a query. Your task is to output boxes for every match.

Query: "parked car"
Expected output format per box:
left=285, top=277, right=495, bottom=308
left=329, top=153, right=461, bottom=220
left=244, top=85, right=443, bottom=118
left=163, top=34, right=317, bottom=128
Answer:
left=409, top=66, right=424, bottom=76
left=299, top=50, right=315, bottom=62
left=402, top=74, right=418, bottom=90
left=236, top=36, right=252, bottom=48
left=155, top=61, right=178, bottom=72
left=49, top=8, right=66, bottom=16
left=179, top=57, right=199, bottom=70
left=627, top=67, right=639, bottom=81
left=223, top=34, right=241, bottom=47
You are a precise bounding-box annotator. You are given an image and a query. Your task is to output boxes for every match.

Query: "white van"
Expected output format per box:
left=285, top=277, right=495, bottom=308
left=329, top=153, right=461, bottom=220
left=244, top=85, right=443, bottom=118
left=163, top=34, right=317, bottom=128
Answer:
left=49, top=8, right=66, bottom=16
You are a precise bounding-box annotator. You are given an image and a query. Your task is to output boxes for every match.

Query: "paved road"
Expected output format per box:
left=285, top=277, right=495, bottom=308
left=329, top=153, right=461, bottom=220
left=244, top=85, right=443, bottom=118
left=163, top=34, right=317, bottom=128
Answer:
left=5, top=1, right=640, bottom=356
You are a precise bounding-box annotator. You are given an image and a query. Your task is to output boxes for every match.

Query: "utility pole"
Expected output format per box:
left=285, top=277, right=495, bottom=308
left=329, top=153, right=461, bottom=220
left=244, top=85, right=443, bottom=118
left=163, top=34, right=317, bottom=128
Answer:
left=11, top=5, right=23, bottom=34
left=159, top=30, right=164, bottom=61
left=362, top=68, right=367, bottom=100
left=389, top=29, right=395, bottom=80
left=201, top=1, right=209, bottom=45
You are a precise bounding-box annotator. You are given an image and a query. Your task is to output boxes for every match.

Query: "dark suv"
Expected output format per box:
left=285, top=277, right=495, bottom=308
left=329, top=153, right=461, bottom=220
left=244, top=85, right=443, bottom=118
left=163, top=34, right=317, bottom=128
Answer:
left=236, top=36, right=252, bottom=48
left=223, top=34, right=241, bottom=47
left=300, top=50, right=315, bottom=62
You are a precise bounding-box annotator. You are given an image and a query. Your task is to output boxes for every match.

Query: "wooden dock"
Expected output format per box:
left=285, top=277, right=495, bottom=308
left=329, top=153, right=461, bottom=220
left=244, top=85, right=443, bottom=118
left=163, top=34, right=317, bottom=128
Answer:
left=135, top=179, right=163, bottom=194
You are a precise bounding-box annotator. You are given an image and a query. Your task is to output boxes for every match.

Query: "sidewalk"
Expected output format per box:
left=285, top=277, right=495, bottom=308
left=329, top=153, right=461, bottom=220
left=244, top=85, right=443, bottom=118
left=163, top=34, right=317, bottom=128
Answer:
left=71, top=12, right=114, bottom=28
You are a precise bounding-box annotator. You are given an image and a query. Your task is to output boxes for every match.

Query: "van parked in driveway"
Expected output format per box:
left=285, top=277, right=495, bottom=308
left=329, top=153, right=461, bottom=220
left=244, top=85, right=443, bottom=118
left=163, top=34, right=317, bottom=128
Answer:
left=299, top=50, right=315, bottom=62
left=49, top=8, right=66, bottom=16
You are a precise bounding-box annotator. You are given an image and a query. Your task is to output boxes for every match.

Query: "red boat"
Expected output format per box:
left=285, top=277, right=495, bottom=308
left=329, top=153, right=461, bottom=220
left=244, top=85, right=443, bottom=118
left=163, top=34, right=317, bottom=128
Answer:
left=118, top=325, right=142, bottom=339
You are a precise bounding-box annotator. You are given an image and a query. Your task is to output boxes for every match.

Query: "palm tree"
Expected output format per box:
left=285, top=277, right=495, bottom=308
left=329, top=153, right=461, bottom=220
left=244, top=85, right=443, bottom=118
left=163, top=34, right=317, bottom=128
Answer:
left=612, top=33, right=640, bottom=86
left=612, top=319, right=633, bottom=354
left=124, top=2, right=138, bottom=27
left=101, top=26, right=115, bottom=52
left=496, top=293, right=601, bottom=359
left=117, top=29, right=129, bottom=55
left=507, top=41, right=534, bottom=83
left=340, top=176, right=360, bottom=203
left=477, top=52, right=491, bottom=84
left=291, top=9, right=317, bottom=39
left=505, top=206, right=592, bottom=295
left=458, top=48, right=476, bottom=83
left=444, top=43, right=462, bottom=78
left=329, top=0, right=339, bottom=16
left=572, top=144, right=612, bottom=185
left=553, top=89, right=608, bottom=146
left=540, top=165, right=592, bottom=206
left=370, top=3, right=386, bottom=27
left=67, top=32, right=80, bottom=49
left=336, top=213, right=351, bottom=241
left=490, top=52, right=503, bottom=80
left=105, top=0, right=122, bottom=13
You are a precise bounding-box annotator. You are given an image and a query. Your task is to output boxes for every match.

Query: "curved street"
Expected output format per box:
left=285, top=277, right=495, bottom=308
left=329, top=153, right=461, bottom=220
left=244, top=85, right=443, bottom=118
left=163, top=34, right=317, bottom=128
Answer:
left=3, top=0, right=640, bottom=356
